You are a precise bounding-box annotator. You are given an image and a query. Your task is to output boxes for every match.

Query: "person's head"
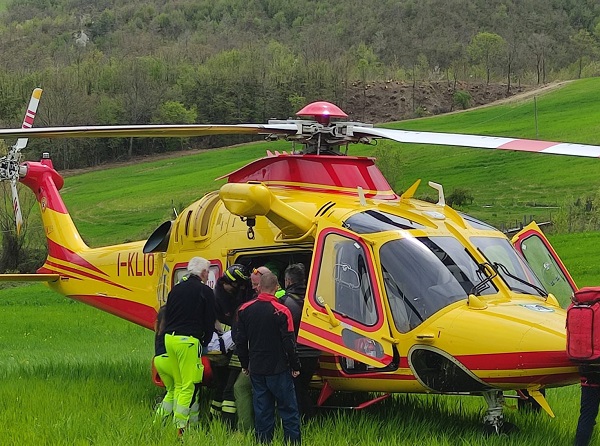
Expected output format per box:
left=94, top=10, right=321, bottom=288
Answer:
left=284, top=263, right=305, bottom=288
left=222, top=264, right=249, bottom=292
left=251, top=266, right=271, bottom=292
left=187, top=256, right=210, bottom=283
left=259, top=272, right=279, bottom=295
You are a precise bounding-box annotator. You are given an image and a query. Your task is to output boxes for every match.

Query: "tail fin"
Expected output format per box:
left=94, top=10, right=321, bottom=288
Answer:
left=20, top=155, right=89, bottom=257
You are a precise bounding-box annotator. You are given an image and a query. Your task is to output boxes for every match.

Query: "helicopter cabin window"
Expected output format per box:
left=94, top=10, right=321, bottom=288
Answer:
left=472, top=237, right=546, bottom=297
left=458, top=213, right=497, bottom=231
left=343, top=210, right=425, bottom=233
left=172, top=264, right=220, bottom=290
left=380, top=236, right=489, bottom=332
left=315, top=233, right=377, bottom=327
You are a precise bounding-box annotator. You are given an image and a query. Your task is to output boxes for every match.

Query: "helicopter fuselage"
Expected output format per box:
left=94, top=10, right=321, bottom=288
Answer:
left=20, top=152, right=578, bottom=399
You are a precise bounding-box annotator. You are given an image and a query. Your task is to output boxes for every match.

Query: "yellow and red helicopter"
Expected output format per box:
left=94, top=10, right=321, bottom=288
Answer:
left=0, top=88, right=591, bottom=433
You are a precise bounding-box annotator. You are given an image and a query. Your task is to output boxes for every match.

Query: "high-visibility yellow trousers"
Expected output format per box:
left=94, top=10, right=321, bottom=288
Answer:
left=165, top=334, right=200, bottom=428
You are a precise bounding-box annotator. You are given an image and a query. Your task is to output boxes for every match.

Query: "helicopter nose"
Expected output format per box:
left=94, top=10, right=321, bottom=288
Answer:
left=434, top=300, right=579, bottom=390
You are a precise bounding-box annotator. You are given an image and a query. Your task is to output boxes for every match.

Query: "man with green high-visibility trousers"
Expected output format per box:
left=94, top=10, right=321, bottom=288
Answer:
left=163, top=257, right=216, bottom=436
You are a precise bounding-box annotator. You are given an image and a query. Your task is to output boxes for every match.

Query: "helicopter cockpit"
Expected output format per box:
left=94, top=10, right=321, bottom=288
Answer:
left=339, top=210, right=548, bottom=335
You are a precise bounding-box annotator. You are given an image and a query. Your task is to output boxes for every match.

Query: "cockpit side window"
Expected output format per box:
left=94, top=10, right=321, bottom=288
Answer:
left=316, top=233, right=377, bottom=327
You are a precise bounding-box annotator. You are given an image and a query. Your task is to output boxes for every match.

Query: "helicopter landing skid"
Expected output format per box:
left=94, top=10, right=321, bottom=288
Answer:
left=482, top=390, right=518, bottom=435
left=316, top=382, right=391, bottom=410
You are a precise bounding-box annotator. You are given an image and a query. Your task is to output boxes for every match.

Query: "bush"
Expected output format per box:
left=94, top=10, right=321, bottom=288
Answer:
left=453, top=90, right=472, bottom=110
left=447, top=188, right=474, bottom=207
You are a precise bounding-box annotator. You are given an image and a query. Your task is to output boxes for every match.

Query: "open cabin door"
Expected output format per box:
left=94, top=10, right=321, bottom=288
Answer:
left=298, top=224, right=397, bottom=368
left=511, top=222, right=577, bottom=305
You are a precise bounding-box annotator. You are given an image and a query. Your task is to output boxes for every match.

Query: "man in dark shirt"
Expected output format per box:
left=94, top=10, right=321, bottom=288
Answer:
left=163, top=256, right=216, bottom=434
left=211, top=264, right=252, bottom=428
left=281, top=263, right=320, bottom=420
left=236, top=272, right=302, bottom=444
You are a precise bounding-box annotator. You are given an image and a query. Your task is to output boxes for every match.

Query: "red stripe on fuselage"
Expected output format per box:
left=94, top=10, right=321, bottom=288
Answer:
left=72, top=294, right=155, bottom=329
left=47, top=239, right=107, bottom=276
left=300, top=323, right=394, bottom=365
left=455, top=350, right=571, bottom=370
left=44, top=259, right=131, bottom=291
left=265, top=182, right=398, bottom=200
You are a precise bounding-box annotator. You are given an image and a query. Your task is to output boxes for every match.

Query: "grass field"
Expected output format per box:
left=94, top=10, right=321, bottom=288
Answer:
left=4, top=78, right=600, bottom=444
left=0, top=283, right=587, bottom=445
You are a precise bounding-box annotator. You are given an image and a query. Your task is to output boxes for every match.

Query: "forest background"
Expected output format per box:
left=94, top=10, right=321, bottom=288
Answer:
left=1, top=0, right=600, bottom=169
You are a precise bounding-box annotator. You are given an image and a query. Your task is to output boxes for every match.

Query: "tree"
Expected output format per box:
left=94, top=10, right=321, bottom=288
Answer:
left=527, top=33, right=553, bottom=85
left=570, top=29, right=598, bottom=79
left=467, top=32, right=507, bottom=84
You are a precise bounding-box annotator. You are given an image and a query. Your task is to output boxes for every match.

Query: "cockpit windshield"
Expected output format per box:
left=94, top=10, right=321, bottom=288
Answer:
left=380, top=236, right=494, bottom=333
left=471, top=236, right=546, bottom=297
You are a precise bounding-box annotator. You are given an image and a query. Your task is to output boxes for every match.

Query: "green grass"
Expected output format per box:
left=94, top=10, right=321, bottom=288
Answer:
left=0, top=283, right=589, bottom=445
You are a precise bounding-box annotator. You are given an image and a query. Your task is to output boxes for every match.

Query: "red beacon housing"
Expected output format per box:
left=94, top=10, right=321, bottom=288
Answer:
left=296, top=101, right=348, bottom=125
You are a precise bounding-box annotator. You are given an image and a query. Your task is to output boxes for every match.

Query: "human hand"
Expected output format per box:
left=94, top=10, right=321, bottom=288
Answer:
left=242, top=368, right=249, bottom=376
left=291, top=370, right=300, bottom=378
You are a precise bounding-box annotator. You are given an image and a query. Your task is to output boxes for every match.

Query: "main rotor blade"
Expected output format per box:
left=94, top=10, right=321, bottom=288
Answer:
left=356, top=127, right=600, bottom=158
left=0, top=123, right=298, bottom=139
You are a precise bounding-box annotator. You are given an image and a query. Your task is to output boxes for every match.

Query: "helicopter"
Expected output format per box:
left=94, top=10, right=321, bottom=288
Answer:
left=0, top=90, right=593, bottom=434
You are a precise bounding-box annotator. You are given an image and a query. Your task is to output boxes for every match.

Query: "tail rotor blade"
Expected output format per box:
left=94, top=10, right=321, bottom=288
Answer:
left=10, top=180, right=23, bottom=236
left=14, top=87, right=42, bottom=152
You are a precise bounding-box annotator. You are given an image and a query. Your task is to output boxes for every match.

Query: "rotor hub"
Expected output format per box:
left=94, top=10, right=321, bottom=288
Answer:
left=296, top=101, right=348, bottom=125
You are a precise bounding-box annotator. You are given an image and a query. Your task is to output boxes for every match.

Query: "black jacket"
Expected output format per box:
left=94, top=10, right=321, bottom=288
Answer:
left=280, top=283, right=321, bottom=358
left=163, top=274, right=216, bottom=347
left=214, top=277, right=252, bottom=327
left=236, top=292, right=301, bottom=375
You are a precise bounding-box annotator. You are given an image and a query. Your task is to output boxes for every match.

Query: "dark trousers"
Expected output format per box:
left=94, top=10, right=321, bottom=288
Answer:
left=222, top=367, right=242, bottom=429
left=294, top=357, right=319, bottom=420
left=575, top=384, right=600, bottom=446
left=251, top=371, right=301, bottom=444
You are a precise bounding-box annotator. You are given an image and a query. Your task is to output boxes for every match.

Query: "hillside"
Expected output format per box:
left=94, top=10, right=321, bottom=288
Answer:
left=342, top=80, right=532, bottom=123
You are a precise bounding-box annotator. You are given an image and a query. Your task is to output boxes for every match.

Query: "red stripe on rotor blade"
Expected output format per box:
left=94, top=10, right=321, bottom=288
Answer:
left=23, top=113, right=35, bottom=127
left=497, top=139, right=557, bottom=152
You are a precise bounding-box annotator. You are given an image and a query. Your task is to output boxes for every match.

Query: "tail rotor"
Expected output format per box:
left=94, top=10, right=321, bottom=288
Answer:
left=0, top=88, right=42, bottom=235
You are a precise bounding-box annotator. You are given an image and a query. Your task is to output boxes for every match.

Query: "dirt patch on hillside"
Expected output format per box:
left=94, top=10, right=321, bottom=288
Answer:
left=341, top=80, right=565, bottom=124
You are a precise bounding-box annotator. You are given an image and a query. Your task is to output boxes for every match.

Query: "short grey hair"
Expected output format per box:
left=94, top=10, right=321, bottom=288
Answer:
left=187, top=257, right=210, bottom=277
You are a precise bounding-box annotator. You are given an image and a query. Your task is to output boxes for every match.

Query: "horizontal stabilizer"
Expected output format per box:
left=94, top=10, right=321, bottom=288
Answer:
left=0, top=273, right=60, bottom=282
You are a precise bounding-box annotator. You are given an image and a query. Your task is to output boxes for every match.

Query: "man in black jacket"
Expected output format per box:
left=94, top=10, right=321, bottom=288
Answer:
left=163, top=256, right=216, bottom=434
left=281, top=263, right=320, bottom=420
left=211, top=264, right=252, bottom=428
left=237, top=272, right=301, bottom=444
